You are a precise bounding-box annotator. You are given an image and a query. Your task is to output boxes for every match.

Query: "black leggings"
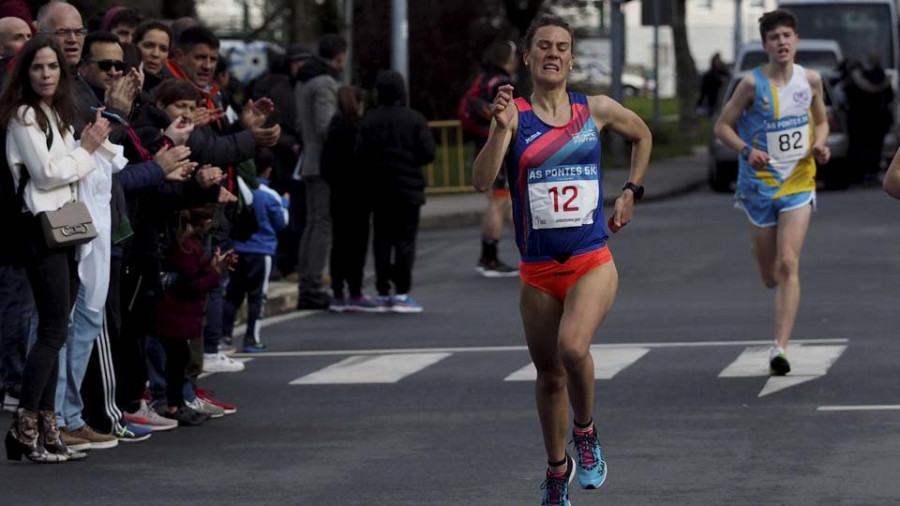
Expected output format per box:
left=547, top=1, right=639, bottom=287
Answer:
left=158, top=336, right=190, bottom=409
left=20, top=219, right=79, bottom=412
left=373, top=203, right=420, bottom=296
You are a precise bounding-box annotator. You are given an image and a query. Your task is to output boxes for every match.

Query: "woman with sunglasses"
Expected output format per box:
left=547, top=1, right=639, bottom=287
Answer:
left=473, top=15, right=652, bottom=505
left=0, top=37, right=113, bottom=463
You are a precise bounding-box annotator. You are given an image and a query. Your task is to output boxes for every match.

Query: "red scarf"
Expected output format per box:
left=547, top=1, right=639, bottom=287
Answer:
left=164, top=60, right=223, bottom=130
left=164, top=59, right=235, bottom=192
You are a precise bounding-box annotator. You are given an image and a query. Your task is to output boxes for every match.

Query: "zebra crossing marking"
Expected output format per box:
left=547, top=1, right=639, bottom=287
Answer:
left=718, top=344, right=847, bottom=397
left=289, top=353, right=451, bottom=385
left=504, top=347, right=649, bottom=381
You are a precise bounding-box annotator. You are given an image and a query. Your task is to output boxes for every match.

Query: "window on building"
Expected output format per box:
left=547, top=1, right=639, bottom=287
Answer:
left=697, top=0, right=713, bottom=8
left=750, top=0, right=765, bottom=7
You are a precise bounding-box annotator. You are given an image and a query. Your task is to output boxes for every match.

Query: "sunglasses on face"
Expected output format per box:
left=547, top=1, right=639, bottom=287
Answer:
left=88, top=59, right=128, bottom=72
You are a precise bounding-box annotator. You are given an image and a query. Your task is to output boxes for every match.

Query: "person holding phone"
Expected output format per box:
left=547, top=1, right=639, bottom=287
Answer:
left=1, top=37, right=114, bottom=463
left=714, top=10, right=831, bottom=376
left=472, top=15, right=651, bottom=505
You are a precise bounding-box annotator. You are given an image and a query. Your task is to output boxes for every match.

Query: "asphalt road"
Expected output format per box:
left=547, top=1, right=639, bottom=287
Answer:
left=3, top=187, right=900, bottom=505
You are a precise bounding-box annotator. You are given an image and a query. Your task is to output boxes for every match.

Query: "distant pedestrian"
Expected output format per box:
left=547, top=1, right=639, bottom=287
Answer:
left=295, top=34, right=347, bottom=310
left=223, top=149, right=289, bottom=352
left=844, top=54, right=894, bottom=184
left=697, top=52, right=730, bottom=116
left=459, top=40, right=520, bottom=278
left=323, top=85, right=377, bottom=312
left=356, top=71, right=435, bottom=313
left=714, top=10, right=831, bottom=376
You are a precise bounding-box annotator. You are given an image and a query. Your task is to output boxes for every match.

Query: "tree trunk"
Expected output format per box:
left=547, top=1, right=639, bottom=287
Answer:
left=672, top=0, right=698, bottom=139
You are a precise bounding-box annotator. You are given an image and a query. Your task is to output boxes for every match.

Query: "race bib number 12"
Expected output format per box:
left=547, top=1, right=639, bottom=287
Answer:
left=528, top=164, right=599, bottom=229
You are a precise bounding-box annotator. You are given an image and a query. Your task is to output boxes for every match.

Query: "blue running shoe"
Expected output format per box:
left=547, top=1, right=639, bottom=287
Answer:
left=571, top=427, right=607, bottom=489
left=242, top=342, right=268, bottom=353
left=390, top=294, right=423, bottom=313
left=374, top=295, right=392, bottom=312
left=345, top=295, right=385, bottom=313
left=541, top=455, right=574, bottom=506
left=113, top=422, right=152, bottom=442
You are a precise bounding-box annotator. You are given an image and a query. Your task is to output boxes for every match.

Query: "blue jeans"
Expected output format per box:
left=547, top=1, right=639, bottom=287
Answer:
left=0, top=266, right=33, bottom=395
left=146, top=335, right=195, bottom=406
left=55, top=285, right=103, bottom=431
left=203, top=272, right=228, bottom=354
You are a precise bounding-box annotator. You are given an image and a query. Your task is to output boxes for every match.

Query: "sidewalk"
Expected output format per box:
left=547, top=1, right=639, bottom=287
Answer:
left=233, top=150, right=708, bottom=326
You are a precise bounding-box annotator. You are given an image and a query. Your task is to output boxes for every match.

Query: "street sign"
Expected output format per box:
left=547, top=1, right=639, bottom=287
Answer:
left=641, top=0, right=674, bottom=26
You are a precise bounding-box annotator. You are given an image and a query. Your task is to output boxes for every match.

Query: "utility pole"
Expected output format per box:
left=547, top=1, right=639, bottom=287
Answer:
left=391, top=0, right=408, bottom=83
left=652, top=0, right=661, bottom=128
left=734, top=0, right=743, bottom=63
left=343, top=0, right=354, bottom=84
left=610, top=0, right=626, bottom=164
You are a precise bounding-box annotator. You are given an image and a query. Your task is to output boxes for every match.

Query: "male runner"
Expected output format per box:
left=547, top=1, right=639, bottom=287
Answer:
left=714, top=9, right=831, bottom=375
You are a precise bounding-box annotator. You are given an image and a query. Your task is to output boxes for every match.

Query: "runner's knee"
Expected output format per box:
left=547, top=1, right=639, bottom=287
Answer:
left=776, top=254, right=799, bottom=280
left=535, top=367, right=567, bottom=392
left=557, top=340, right=590, bottom=372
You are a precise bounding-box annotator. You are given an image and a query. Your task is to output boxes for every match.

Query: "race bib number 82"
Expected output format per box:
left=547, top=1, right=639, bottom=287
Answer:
left=528, top=164, right=599, bottom=229
left=765, top=114, right=810, bottom=163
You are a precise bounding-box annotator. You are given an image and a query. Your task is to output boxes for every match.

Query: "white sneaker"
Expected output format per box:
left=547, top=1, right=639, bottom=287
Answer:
left=124, top=399, right=178, bottom=432
left=186, top=397, right=226, bottom=419
left=202, top=352, right=246, bottom=373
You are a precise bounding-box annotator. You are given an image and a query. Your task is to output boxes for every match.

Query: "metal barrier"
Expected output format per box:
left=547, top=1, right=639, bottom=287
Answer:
left=424, top=120, right=474, bottom=194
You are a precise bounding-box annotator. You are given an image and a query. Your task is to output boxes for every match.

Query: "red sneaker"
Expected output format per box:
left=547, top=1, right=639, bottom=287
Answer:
left=195, top=388, right=236, bottom=415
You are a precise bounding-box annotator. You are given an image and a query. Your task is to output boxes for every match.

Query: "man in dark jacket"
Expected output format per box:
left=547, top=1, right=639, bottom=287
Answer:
left=355, top=70, right=436, bottom=313
left=163, top=25, right=280, bottom=378
left=295, top=34, right=347, bottom=309
left=72, top=31, right=195, bottom=443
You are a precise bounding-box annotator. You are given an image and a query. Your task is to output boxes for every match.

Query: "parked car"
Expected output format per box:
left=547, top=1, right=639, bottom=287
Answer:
left=568, top=59, right=653, bottom=97
left=708, top=71, right=849, bottom=192
left=735, top=39, right=843, bottom=74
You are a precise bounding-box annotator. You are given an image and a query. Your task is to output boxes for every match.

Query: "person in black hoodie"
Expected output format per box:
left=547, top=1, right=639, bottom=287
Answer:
left=356, top=70, right=435, bottom=313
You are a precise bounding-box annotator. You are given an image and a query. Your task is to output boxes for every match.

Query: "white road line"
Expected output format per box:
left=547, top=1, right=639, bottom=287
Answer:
left=505, top=347, right=649, bottom=381
left=289, top=352, right=451, bottom=385
left=232, top=309, right=319, bottom=336
left=234, top=338, right=848, bottom=359
left=719, top=344, right=846, bottom=397
left=817, top=405, right=900, bottom=412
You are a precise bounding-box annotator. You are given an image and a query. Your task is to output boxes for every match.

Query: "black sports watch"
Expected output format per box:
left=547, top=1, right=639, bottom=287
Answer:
left=622, top=182, right=644, bottom=200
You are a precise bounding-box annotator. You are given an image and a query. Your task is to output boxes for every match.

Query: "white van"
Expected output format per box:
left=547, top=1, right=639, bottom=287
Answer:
left=778, top=0, right=899, bottom=159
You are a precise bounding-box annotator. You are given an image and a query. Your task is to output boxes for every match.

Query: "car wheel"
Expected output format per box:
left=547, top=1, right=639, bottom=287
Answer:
left=623, top=85, right=638, bottom=98
left=708, top=160, right=736, bottom=193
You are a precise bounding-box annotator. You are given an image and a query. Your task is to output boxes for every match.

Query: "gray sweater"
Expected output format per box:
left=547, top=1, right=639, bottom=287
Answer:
left=294, top=59, right=340, bottom=178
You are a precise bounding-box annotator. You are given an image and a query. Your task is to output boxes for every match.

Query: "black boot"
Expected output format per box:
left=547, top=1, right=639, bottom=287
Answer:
left=5, top=408, right=65, bottom=463
left=39, top=411, right=86, bottom=462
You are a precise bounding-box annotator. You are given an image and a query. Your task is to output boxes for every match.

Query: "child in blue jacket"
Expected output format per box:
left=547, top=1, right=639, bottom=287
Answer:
left=223, top=150, right=289, bottom=352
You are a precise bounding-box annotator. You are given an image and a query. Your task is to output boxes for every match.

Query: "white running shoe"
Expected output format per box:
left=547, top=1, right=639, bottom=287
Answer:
left=202, top=352, right=246, bottom=373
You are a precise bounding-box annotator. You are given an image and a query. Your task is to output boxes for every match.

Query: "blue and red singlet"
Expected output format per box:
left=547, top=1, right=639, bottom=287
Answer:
left=506, top=92, right=612, bottom=300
